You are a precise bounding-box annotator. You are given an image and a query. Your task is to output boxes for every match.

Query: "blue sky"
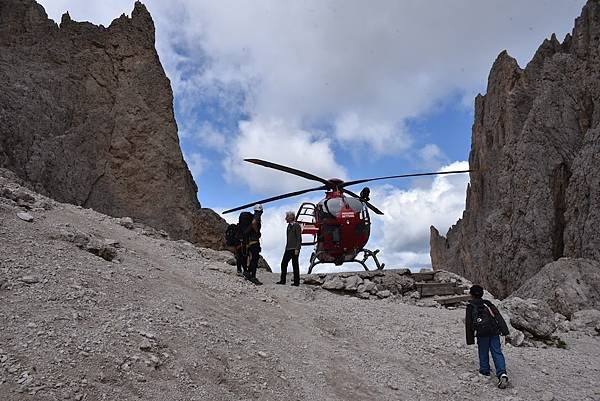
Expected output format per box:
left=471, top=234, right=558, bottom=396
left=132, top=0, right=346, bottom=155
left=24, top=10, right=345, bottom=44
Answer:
left=40, top=0, right=585, bottom=271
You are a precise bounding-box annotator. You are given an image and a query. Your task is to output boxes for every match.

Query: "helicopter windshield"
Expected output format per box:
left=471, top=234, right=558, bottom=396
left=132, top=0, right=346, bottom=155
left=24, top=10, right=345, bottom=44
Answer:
left=345, top=197, right=364, bottom=212
left=319, top=197, right=364, bottom=216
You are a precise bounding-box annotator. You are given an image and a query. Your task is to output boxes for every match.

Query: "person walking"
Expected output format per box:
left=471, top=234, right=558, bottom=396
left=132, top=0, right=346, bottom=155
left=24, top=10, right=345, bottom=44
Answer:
left=465, top=284, right=510, bottom=389
left=276, top=211, right=302, bottom=286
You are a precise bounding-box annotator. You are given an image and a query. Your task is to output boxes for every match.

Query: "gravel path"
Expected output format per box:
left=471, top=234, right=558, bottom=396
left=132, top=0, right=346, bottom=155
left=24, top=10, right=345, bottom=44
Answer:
left=1, top=176, right=599, bottom=401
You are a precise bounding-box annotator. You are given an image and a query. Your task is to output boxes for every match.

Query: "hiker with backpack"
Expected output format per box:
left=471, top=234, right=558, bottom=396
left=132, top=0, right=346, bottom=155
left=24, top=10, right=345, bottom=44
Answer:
left=225, top=211, right=252, bottom=277
left=465, top=284, right=510, bottom=389
left=244, top=204, right=263, bottom=285
left=223, top=205, right=263, bottom=284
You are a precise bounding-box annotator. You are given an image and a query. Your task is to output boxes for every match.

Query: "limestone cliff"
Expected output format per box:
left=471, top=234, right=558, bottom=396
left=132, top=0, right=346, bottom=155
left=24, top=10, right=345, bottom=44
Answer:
left=0, top=0, right=226, bottom=247
left=430, top=0, right=600, bottom=298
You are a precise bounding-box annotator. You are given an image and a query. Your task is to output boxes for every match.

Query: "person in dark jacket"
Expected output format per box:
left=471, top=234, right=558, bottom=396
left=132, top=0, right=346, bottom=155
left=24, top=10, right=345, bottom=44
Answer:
left=276, top=211, right=302, bottom=286
left=465, top=284, right=510, bottom=389
left=244, top=204, right=263, bottom=285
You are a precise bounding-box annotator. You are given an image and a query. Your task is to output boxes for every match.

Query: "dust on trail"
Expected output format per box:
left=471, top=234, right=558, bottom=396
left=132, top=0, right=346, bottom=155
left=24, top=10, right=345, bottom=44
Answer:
left=1, top=180, right=599, bottom=401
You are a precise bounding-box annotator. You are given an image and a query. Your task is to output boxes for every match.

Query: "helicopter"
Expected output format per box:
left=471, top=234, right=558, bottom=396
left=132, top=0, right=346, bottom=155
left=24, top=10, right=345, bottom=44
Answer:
left=223, top=159, right=472, bottom=274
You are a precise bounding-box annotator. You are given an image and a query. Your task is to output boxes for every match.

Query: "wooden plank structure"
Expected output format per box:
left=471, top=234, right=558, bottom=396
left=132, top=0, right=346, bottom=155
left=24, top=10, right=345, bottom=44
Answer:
left=409, top=271, right=435, bottom=282
left=434, top=294, right=472, bottom=305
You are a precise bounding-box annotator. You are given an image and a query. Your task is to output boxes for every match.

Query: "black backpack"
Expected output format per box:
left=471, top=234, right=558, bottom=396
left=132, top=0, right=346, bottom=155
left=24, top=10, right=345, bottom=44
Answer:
left=237, top=212, right=254, bottom=243
left=473, top=302, right=499, bottom=336
left=225, top=224, right=239, bottom=246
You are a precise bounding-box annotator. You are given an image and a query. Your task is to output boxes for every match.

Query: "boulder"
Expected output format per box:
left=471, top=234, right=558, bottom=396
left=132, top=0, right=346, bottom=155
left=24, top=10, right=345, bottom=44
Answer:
left=502, top=297, right=557, bottom=339
left=16, top=212, right=33, bottom=222
left=302, top=276, right=324, bottom=286
left=362, top=279, right=378, bottom=294
left=569, top=309, right=600, bottom=332
left=344, top=275, right=363, bottom=292
left=511, top=258, right=600, bottom=318
left=85, top=238, right=118, bottom=262
left=322, top=276, right=345, bottom=291
left=119, top=217, right=135, bottom=229
left=376, top=273, right=415, bottom=294
left=506, top=329, right=525, bottom=347
left=19, top=276, right=40, bottom=284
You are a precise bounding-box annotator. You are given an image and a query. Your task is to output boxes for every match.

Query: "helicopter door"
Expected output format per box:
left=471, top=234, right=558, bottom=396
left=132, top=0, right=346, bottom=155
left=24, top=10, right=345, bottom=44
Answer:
left=296, top=202, right=318, bottom=245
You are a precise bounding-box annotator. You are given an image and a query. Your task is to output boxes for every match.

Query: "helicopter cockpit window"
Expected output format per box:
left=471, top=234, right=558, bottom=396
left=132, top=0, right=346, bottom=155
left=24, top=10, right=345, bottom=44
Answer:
left=345, top=197, right=364, bottom=213
left=319, top=197, right=364, bottom=216
left=322, top=198, right=343, bottom=216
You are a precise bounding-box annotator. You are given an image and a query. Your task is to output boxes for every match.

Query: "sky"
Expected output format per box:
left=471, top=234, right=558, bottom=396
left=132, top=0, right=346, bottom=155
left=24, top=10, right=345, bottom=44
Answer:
left=39, top=0, right=585, bottom=273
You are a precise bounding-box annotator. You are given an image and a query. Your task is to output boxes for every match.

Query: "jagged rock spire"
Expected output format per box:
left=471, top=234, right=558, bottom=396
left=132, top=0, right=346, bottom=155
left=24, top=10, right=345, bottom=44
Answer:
left=430, top=0, right=600, bottom=297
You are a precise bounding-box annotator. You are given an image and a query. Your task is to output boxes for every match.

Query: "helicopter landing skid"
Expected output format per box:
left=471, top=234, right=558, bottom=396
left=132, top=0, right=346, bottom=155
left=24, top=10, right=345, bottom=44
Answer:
left=307, top=248, right=385, bottom=275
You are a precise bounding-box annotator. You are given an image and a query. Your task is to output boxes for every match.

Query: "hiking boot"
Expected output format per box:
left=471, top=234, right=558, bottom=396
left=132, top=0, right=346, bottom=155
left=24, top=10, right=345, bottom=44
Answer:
left=237, top=270, right=244, bottom=277
left=249, top=277, right=262, bottom=285
left=291, top=282, right=299, bottom=286
left=275, top=281, right=285, bottom=285
left=497, top=373, right=508, bottom=389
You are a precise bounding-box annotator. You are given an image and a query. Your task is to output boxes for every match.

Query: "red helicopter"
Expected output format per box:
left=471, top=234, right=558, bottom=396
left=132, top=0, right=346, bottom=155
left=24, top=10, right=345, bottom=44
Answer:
left=223, top=159, right=471, bottom=274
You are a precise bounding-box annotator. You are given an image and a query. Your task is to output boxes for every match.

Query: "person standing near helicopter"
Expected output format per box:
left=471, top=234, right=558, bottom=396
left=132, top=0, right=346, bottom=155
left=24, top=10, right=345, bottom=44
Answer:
left=276, top=211, right=302, bottom=286
left=244, top=204, right=263, bottom=285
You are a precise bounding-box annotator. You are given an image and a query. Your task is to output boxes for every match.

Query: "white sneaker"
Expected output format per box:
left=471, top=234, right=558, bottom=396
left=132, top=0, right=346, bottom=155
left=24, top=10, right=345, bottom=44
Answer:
left=497, top=373, right=509, bottom=389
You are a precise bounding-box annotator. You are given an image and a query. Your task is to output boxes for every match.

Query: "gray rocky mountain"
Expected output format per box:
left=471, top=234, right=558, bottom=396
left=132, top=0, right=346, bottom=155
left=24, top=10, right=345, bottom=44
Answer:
left=430, top=0, right=600, bottom=298
left=0, top=0, right=227, bottom=247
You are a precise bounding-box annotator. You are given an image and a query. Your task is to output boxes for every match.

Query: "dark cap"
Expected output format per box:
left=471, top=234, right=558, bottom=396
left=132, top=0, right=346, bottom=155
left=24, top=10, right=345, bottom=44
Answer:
left=469, top=285, right=484, bottom=298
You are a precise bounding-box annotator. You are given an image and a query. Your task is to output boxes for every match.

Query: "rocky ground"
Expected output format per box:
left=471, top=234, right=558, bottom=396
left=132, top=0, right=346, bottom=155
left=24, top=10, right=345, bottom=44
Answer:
left=1, top=171, right=599, bottom=401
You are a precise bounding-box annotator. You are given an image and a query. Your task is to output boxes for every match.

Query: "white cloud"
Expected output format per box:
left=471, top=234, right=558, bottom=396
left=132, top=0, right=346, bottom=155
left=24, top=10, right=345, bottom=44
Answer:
left=418, top=144, right=447, bottom=170
left=222, top=117, right=347, bottom=194
left=180, top=122, right=227, bottom=152
left=368, top=161, right=470, bottom=267
left=334, top=113, right=412, bottom=156
left=145, top=0, right=583, bottom=158
left=40, top=0, right=583, bottom=159
left=183, top=152, right=208, bottom=181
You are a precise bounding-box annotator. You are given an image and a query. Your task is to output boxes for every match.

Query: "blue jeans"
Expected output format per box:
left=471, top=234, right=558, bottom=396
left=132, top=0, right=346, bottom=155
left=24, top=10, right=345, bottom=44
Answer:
left=477, top=335, right=506, bottom=376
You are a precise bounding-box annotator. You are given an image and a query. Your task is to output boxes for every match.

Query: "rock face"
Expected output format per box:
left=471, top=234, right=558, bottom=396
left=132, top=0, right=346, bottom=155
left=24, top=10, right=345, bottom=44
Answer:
left=501, top=297, right=558, bottom=339
left=0, top=0, right=227, bottom=247
left=512, top=258, right=600, bottom=318
left=430, top=1, right=600, bottom=298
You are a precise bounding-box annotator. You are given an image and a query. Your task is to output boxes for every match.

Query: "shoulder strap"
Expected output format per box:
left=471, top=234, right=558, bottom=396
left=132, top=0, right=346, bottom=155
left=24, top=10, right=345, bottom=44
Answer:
left=484, top=304, right=495, bottom=318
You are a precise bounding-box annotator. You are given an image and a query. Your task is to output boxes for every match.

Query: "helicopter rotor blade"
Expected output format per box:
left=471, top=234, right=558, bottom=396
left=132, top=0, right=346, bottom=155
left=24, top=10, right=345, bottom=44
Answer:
left=342, top=189, right=384, bottom=215
left=245, top=159, right=332, bottom=186
left=340, top=169, right=474, bottom=188
left=222, top=184, right=328, bottom=214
